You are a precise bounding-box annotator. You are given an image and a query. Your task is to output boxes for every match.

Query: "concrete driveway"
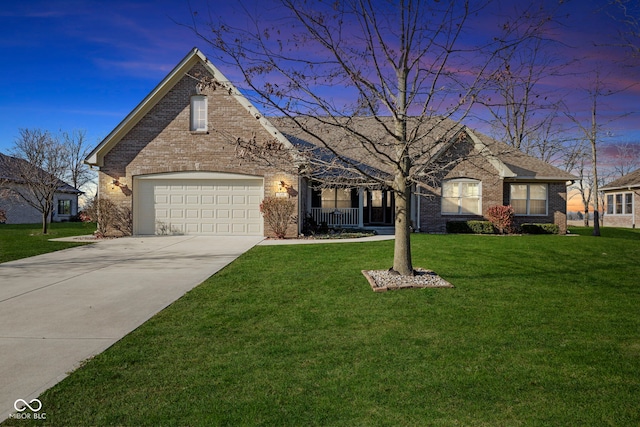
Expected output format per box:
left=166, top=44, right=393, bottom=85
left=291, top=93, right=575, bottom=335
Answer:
left=0, top=235, right=263, bottom=422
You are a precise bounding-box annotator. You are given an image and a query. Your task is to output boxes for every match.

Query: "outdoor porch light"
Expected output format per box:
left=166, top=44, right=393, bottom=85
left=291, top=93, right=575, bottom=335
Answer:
left=111, top=179, right=120, bottom=189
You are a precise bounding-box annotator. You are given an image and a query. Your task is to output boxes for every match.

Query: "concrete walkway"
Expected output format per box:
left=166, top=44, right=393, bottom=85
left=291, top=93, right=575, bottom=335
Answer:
left=0, top=235, right=263, bottom=422
left=257, top=234, right=394, bottom=245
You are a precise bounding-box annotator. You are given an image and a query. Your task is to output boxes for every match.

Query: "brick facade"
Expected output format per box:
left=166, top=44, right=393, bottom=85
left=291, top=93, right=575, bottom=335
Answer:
left=417, top=136, right=569, bottom=233
left=98, top=63, right=299, bottom=237
left=92, top=49, right=572, bottom=237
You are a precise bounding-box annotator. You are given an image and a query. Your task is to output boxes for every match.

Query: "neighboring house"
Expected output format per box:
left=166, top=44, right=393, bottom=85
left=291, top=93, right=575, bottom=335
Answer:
left=601, top=168, right=640, bottom=228
left=0, top=153, right=82, bottom=224
left=85, top=48, right=576, bottom=237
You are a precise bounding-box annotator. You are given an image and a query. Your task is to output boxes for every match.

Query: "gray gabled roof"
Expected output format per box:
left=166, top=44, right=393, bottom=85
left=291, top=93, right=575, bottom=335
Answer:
left=468, top=130, right=577, bottom=181
left=270, top=116, right=577, bottom=183
left=0, top=153, right=82, bottom=194
left=601, top=168, right=640, bottom=191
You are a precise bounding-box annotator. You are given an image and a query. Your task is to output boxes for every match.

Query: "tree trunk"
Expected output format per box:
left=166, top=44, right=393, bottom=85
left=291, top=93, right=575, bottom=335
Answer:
left=583, top=209, right=589, bottom=227
left=42, top=210, right=50, bottom=235
left=590, top=92, right=601, bottom=237
left=392, top=173, right=413, bottom=276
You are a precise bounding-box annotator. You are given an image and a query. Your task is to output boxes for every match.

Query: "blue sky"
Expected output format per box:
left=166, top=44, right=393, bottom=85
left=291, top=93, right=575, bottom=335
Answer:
left=0, top=0, right=638, bottom=160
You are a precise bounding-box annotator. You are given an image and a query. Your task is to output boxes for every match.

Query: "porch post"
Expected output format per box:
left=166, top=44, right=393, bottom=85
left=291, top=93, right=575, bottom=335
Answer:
left=358, top=189, right=364, bottom=227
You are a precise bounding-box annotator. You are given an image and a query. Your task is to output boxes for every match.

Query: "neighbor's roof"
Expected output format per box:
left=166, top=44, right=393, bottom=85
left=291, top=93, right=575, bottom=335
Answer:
left=601, top=168, right=640, bottom=191
left=0, top=153, right=81, bottom=193
left=85, top=47, right=294, bottom=167
left=270, top=116, right=577, bottom=183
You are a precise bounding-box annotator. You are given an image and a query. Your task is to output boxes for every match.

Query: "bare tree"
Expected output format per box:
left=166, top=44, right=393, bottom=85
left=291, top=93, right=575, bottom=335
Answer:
left=610, top=142, right=640, bottom=177
left=567, top=71, right=634, bottom=236
left=62, top=129, right=95, bottom=193
left=189, top=0, right=552, bottom=275
left=482, top=26, right=570, bottom=160
left=569, top=142, right=594, bottom=226
left=608, top=0, right=640, bottom=56
left=0, top=129, right=70, bottom=234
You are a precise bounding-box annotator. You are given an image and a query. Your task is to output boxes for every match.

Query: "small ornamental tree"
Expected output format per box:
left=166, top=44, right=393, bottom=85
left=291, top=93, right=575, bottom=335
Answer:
left=486, top=205, right=515, bottom=234
left=260, top=197, right=295, bottom=239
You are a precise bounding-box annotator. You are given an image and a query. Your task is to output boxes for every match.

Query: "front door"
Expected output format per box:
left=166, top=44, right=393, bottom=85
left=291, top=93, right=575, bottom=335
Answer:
left=364, top=190, right=394, bottom=225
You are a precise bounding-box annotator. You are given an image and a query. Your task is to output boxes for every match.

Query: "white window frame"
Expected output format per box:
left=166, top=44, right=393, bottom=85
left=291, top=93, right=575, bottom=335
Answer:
left=606, top=192, right=633, bottom=215
left=510, top=183, right=548, bottom=216
left=441, top=179, right=482, bottom=215
left=190, top=95, right=207, bottom=132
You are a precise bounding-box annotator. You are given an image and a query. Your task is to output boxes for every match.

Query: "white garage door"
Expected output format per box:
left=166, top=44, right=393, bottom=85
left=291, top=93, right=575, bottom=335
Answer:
left=134, top=172, right=263, bottom=235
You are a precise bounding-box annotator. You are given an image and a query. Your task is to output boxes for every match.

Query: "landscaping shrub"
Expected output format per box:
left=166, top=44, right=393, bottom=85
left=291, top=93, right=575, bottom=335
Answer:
left=446, top=221, right=471, bottom=233
left=521, top=223, right=559, bottom=234
left=0, top=208, right=6, bottom=224
left=468, top=220, right=495, bottom=234
left=83, top=196, right=132, bottom=237
left=486, top=205, right=515, bottom=234
left=446, top=220, right=495, bottom=234
left=260, top=197, right=296, bottom=238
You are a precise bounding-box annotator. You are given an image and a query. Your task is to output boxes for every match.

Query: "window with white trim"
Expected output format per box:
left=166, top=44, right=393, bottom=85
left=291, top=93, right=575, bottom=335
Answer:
left=442, top=179, right=481, bottom=215
left=190, top=95, right=207, bottom=131
left=606, top=192, right=633, bottom=215
left=510, top=183, right=547, bottom=215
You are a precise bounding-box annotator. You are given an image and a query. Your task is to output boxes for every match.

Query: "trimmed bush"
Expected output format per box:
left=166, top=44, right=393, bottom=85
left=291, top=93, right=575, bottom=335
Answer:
left=260, top=197, right=296, bottom=239
left=468, top=220, right=496, bottom=234
left=486, top=205, right=515, bottom=234
left=0, top=208, right=6, bottom=224
left=521, top=223, right=559, bottom=234
left=446, top=220, right=495, bottom=234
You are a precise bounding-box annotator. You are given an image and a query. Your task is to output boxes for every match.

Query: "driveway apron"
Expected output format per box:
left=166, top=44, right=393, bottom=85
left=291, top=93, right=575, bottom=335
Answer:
left=0, top=235, right=262, bottom=421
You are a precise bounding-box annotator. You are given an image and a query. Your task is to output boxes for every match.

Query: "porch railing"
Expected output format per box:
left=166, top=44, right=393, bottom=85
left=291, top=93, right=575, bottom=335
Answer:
left=310, top=208, right=360, bottom=227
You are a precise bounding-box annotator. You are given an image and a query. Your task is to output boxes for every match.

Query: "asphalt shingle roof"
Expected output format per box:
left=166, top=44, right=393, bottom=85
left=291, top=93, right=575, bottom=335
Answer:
left=269, top=116, right=576, bottom=182
left=601, top=168, right=640, bottom=190
left=0, top=153, right=81, bottom=194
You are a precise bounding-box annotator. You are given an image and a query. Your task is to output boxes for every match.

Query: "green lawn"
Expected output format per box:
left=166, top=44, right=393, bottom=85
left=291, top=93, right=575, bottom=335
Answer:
left=4, top=228, right=640, bottom=426
left=0, top=222, right=96, bottom=263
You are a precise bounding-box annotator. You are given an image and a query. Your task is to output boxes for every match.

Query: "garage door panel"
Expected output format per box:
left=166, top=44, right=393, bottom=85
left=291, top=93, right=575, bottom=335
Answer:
left=216, top=223, right=230, bottom=233
left=247, top=223, right=261, bottom=234
left=185, top=223, right=199, bottom=233
left=232, top=223, right=246, bottom=233
left=135, top=175, right=264, bottom=235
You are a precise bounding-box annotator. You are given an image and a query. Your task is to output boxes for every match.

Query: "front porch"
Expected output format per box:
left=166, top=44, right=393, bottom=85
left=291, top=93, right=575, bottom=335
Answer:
left=308, top=187, right=395, bottom=229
